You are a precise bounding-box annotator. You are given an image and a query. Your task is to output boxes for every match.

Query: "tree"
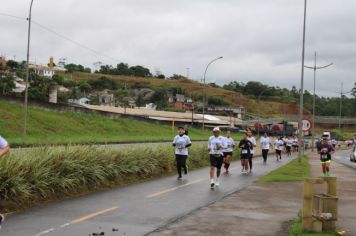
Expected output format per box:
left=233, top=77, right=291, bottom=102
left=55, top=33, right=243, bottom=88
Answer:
left=0, top=74, right=15, bottom=95
left=352, top=82, right=356, bottom=99
left=150, top=88, right=168, bottom=109
left=136, top=93, right=145, bottom=107
left=89, top=76, right=118, bottom=90
left=64, top=63, right=86, bottom=73
left=6, top=60, right=19, bottom=71
left=129, top=65, right=152, bottom=77
left=79, top=82, right=92, bottom=95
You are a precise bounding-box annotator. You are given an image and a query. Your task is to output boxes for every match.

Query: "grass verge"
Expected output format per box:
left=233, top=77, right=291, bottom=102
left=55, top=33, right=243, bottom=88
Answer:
left=258, top=155, right=310, bottom=183
left=0, top=100, right=226, bottom=147
left=0, top=143, right=239, bottom=212
left=289, top=211, right=338, bottom=236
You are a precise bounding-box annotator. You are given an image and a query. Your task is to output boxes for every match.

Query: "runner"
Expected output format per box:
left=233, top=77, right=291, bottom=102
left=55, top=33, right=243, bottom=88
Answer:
left=286, top=137, right=293, bottom=157
left=274, top=137, right=284, bottom=161
left=0, top=135, right=10, bottom=229
left=246, top=128, right=256, bottom=173
left=317, top=137, right=335, bottom=177
left=292, top=136, right=299, bottom=152
left=238, top=131, right=253, bottom=174
left=331, top=139, right=337, bottom=149
left=222, top=130, right=235, bottom=173
left=260, top=132, right=273, bottom=164
left=172, top=126, right=192, bottom=180
left=208, top=127, right=224, bottom=189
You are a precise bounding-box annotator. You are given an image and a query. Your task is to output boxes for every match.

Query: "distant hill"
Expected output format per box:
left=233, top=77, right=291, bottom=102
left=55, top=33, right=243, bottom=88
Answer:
left=57, top=71, right=301, bottom=117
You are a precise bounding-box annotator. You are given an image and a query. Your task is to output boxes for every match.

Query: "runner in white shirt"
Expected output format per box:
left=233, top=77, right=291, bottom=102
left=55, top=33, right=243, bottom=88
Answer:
left=286, top=137, right=293, bottom=156
left=0, top=135, right=10, bottom=228
left=292, top=136, right=299, bottom=152
left=274, top=137, right=284, bottom=161
left=222, top=130, right=235, bottom=174
left=208, top=127, right=225, bottom=189
left=260, top=133, right=273, bottom=164
left=172, top=127, right=192, bottom=180
left=246, top=128, right=256, bottom=173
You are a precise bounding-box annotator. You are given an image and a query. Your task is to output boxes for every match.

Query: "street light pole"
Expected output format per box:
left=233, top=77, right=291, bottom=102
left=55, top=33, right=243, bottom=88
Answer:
left=23, top=0, right=34, bottom=136
left=257, top=89, right=267, bottom=135
left=304, top=52, right=333, bottom=151
left=335, top=83, right=351, bottom=133
left=298, top=0, right=307, bottom=162
left=202, top=56, right=223, bottom=130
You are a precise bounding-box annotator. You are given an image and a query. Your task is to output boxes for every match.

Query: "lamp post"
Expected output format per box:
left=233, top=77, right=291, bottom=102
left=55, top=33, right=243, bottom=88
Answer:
left=23, top=0, right=34, bottom=136
left=336, top=83, right=352, bottom=133
left=202, top=56, right=223, bottom=130
left=304, top=52, right=333, bottom=151
left=298, top=0, right=307, bottom=162
left=257, top=89, right=268, bottom=135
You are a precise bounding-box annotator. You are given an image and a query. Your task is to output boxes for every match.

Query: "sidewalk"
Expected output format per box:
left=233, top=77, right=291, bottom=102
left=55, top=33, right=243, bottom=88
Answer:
left=151, top=151, right=356, bottom=236
left=309, top=151, right=356, bottom=235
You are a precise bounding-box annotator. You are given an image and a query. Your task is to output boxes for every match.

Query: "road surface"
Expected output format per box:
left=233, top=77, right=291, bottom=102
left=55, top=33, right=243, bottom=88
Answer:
left=333, top=149, right=355, bottom=169
left=2, top=153, right=295, bottom=236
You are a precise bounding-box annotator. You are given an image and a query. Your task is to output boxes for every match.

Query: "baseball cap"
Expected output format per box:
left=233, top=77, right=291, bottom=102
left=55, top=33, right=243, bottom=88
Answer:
left=213, top=127, right=220, bottom=132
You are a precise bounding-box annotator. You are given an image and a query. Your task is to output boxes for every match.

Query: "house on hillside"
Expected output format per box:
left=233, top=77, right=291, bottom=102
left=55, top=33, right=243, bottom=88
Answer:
left=98, top=89, right=115, bottom=106
left=168, top=93, right=194, bottom=111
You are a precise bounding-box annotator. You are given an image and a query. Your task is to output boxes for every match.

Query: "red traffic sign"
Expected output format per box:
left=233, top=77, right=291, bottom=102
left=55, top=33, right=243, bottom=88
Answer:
left=300, top=119, right=312, bottom=131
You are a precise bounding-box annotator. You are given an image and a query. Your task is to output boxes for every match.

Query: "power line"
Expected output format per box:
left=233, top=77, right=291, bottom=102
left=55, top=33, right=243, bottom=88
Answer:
left=0, top=11, right=120, bottom=63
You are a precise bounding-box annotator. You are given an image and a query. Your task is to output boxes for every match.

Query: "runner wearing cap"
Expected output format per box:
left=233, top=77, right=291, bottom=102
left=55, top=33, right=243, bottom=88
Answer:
left=172, top=126, right=192, bottom=180
left=239, top=131, right=253, bottom=174
left=208, top=127, right=224, bottom=189
left=0, top=135, right=10, bottom=228
left=222, top=130, right=235, bottom=173
left=317, top=137, right=335, bottom=176
left=246, top=128, right=256, bottom=173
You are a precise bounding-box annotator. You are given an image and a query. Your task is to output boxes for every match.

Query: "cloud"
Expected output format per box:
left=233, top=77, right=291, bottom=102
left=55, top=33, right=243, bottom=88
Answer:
left=0, top=0, right=355, bottom=97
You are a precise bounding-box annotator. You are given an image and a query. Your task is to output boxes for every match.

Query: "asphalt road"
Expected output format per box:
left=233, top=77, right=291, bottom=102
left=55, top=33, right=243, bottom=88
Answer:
left=2, top=152, right=296, bottom=236
left=333, top=149, right=356, bottom=169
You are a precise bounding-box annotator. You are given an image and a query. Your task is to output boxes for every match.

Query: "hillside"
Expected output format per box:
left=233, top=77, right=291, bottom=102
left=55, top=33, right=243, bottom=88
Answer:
left=57, top=71, right=300, bottom=117
left=0, top=100, right=212, bottom=146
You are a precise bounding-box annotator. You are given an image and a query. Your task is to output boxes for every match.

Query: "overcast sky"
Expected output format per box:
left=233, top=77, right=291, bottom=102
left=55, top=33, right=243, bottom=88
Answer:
left=1, top=0, right=355, bottom=97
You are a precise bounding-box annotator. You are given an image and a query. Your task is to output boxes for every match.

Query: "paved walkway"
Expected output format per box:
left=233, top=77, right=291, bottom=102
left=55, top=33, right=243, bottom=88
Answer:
left=151, top=150, right=356, bottom=236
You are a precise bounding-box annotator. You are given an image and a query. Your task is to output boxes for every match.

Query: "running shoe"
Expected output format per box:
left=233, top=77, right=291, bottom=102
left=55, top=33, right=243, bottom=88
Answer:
left=177, top=176, right=182, bottom=180
left=215, top=180, right=220, bottom=187
left=184, top=165, right=188, bottom=175
left=210, top=179, right=215, bottom=189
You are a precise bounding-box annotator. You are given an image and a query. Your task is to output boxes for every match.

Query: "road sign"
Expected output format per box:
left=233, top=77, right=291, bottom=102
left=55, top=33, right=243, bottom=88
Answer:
left=301, top=119, right=312, bottom=131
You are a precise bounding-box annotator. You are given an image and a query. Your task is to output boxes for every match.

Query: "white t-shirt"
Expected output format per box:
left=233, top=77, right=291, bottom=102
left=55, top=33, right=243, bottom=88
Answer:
left=0, top=136, right=8, bottom=148
left=247, top=137, right=256, bottom=154
left=274, top=140, right=284, bottom=151
left=208, top=135, right=225, bottom=155
left=286, top=139, right=293, bottom=147
left=292, top=138, right=299, bottom=146
left=223, top=137, right=235, bottom=153
left=172, top=134, right=191, bottom=155
left=260, top=137, right=271, bottom=150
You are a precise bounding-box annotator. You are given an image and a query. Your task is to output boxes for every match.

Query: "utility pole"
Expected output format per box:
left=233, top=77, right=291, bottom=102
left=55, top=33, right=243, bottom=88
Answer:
left=304, top=52, right=333, bottom=151
left=23, top=0, right=34, bottom=136
left=298, top=0, right=307, bottom=162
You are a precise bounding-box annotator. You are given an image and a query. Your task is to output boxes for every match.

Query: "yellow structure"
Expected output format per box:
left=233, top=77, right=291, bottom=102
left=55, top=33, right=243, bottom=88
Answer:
left=302, top=177, right=338, bottom=233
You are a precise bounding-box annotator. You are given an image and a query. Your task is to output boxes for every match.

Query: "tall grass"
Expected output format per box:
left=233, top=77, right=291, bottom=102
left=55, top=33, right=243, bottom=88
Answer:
left=0, top=144, right=239, bottom=212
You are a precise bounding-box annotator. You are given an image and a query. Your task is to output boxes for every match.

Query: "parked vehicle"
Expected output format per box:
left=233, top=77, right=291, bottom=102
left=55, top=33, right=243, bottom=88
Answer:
left=350, top=146, right=356, bottom=162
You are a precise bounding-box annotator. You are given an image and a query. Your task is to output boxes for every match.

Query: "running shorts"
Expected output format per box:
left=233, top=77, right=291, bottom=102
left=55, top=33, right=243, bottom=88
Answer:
left=210, top=154, right=223, bottom=169
left=223, top=152, right=233, bottom=157
left=276, top=150, right=282, bottom=155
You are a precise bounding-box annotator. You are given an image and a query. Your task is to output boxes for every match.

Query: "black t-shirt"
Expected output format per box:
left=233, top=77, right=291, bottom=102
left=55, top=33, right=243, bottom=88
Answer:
left=239, top=139, right=253, bottom=156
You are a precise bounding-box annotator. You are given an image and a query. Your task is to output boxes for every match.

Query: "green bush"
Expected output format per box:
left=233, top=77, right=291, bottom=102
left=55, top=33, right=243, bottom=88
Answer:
left=0, top=144, right=239, bottom=212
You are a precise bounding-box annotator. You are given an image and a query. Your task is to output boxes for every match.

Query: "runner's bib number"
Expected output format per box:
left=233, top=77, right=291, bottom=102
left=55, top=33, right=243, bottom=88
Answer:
left=242, top=149, right=248, bottom=154
left=321, top=154, right=328, bottom=160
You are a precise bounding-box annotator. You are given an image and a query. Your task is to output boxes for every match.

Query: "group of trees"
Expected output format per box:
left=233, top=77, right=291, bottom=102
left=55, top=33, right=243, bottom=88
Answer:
left=223, top=80, right=356, bottom=116
left=98, top=63, right=152, bottom=78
